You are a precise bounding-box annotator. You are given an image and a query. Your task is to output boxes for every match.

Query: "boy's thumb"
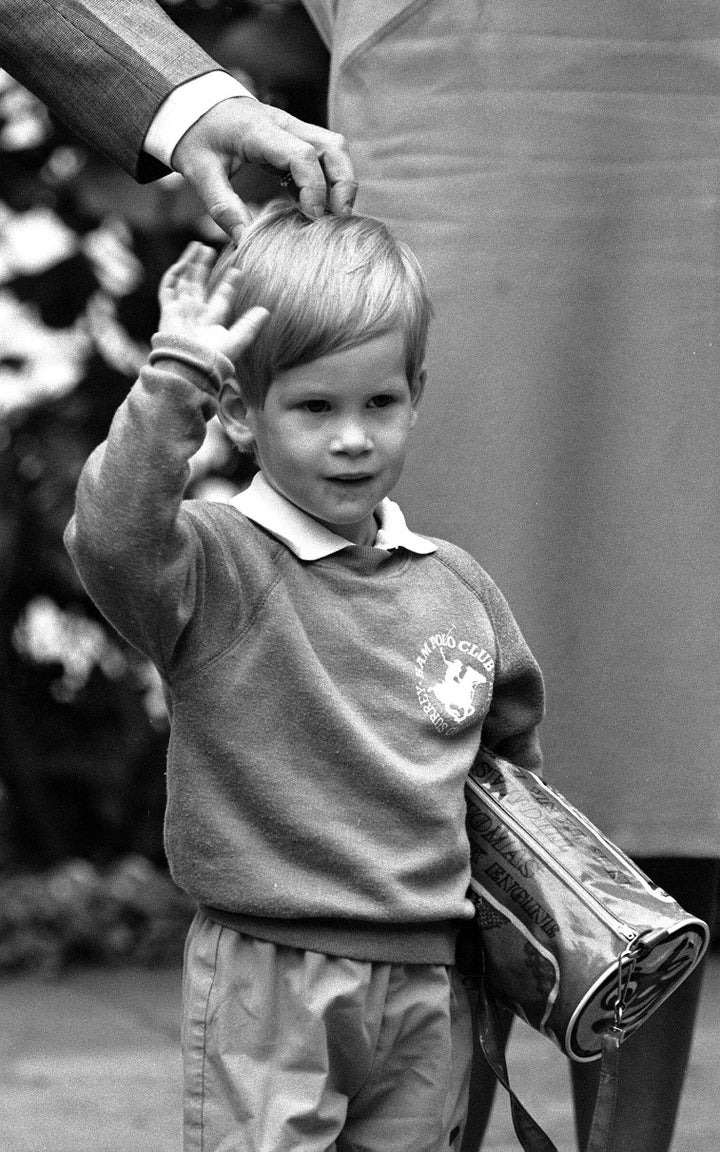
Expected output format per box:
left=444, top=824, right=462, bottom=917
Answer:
left=234, top=306, right=270, bottom=347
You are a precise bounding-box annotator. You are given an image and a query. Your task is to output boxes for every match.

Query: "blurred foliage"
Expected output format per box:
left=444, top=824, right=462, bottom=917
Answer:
left=0, top=854, right=195, bottom=975
left=0, top=0, right=328, bottom=952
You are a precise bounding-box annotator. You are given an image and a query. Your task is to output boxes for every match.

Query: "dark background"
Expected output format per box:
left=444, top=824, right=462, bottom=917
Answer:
left=0, top=0, right=328, bottom=972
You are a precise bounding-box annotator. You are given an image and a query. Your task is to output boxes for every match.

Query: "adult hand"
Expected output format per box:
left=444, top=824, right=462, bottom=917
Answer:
left=172, top=97, right=357, bottom=242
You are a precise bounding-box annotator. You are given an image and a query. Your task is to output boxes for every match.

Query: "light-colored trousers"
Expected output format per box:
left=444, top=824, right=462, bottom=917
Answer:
left=182, top=911, right=473, bottom=1152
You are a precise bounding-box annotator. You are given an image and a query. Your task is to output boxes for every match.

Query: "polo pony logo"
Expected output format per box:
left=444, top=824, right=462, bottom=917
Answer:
left=414, top=626, right=494, bottom=736
left=432, top=649, right=487, bottom=722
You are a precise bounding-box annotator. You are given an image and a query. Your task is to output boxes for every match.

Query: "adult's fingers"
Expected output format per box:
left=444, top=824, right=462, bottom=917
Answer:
left=176, top=149, right=255, bottom=243
left=326, top=175, right=359, bottom=218
left=315, top=130, right=358, bottom=216
left=257, top=107, right=357, bottom=216
left=174, top=100, right=357, bottom=231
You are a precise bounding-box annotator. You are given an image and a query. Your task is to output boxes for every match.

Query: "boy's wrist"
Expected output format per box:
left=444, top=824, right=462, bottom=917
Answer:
left=149, top=333, right=236, bottom=395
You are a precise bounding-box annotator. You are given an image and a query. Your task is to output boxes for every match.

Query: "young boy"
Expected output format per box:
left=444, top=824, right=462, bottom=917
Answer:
left=65, top=201, right=544, bottom=1152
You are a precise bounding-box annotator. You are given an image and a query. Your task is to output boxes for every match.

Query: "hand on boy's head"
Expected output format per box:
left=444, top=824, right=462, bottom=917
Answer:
left=172, top=99, right=358, bottom=243
left=158, top=241, right=269, bottom=361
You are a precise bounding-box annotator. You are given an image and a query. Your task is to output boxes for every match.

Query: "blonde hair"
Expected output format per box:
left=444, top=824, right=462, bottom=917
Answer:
left=212, top=200, right=432, bottom=407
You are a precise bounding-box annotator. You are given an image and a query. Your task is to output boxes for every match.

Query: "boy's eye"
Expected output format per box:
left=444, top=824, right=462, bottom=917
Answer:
left=302, top=399, right=330, bottom=413
left=368, top=394, right=396, bottom=409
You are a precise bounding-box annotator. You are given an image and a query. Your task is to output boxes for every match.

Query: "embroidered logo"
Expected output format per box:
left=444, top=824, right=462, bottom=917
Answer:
left=414, top=626, right=494, bottom=736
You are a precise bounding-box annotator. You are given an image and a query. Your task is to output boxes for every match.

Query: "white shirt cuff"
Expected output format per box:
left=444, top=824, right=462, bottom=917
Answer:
left=143, top=71, right=257, bottom=168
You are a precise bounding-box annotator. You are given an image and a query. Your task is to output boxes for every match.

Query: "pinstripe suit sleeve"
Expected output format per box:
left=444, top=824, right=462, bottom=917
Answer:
left=0, top=0, right=223, bottom=180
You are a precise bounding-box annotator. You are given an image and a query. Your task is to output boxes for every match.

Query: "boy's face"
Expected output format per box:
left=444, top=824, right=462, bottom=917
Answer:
left=236, top=330, right=424, bottom=546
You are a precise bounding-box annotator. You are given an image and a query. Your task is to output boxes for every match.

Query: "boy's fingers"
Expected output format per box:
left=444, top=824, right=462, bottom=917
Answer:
left=180, top=244, right=217, bottom=286
left=210, top=266, right=242, bottom=299
left=205, top=267, right=243, bottom=324
left=171, top=241, right=213, bottom=273
left=160, top=243, right=221, bottom=307
left=235, top=306, right=270, bottom=336
left=227, top=306, right=270, bottom=353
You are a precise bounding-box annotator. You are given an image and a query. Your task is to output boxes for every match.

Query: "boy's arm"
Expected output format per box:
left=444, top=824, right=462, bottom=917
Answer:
left=64, top=243, right=268, bottom=672
left=480, top=577, right=545, bottom=773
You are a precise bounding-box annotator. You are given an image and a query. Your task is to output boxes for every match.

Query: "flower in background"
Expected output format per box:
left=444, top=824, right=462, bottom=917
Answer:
left=0, top=290, right=90, bottom=415
left=12, top=596, right=128, bottom=700
left=0, top=202, right=91, bottom=413
left=85, top=291, right=148, bottom=378
left=11, top=595, right=167, bottom=724
left=0, top=69, right=52, bottom=151
left=0, top=203, right=78, bottom=279
left=82, top=218, right=149, bottom=376
left=81, top=219, right=144, bottom=298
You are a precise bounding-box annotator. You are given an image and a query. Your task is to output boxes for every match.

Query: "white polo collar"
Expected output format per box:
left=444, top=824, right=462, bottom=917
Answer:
left=230, top=472, right=437, bottom=561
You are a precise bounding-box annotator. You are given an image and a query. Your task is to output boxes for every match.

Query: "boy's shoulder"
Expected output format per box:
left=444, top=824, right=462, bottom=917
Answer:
left=183, top=496, right=281, bottom=549
left=425, top=535, right=497, bottom=592
left=421, top=535, right=520, bottom=623
left=181, top=495, right=288, bottom=582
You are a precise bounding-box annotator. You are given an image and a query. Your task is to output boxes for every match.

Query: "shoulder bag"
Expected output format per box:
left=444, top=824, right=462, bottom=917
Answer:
left=464, top=747, right=710, bottom=1152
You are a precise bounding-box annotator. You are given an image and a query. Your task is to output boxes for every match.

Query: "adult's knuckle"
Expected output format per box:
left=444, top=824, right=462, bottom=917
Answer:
left=294, top=140, right=320, bottom=165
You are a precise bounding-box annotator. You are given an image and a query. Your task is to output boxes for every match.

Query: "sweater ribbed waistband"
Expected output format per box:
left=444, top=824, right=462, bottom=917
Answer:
left=200, top=906, right=464, bottom=966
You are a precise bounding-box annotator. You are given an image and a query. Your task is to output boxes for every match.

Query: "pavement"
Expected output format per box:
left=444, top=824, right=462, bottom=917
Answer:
left=1, top=952, right=719, bottom=1152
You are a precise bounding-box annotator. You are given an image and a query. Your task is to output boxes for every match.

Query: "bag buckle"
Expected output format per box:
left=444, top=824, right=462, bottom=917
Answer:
left=612, top=928, right=665, bottom=1028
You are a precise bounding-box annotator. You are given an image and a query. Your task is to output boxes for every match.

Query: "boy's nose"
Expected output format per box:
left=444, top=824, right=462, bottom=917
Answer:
left=331, top=419, right=372, bottom=454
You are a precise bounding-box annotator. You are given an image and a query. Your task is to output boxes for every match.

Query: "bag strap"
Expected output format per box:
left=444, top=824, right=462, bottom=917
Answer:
left=475, top=975, right=559, bottom=1152
left=583, top=933, right=648, bottom=1151
left=475, top=976, right=625, bottom=1152
left=584, top=1026, right=624, bottom=1152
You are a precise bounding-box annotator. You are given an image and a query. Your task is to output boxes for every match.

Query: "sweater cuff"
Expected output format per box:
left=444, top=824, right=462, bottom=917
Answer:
left=149, top=334, right=236, bottom=395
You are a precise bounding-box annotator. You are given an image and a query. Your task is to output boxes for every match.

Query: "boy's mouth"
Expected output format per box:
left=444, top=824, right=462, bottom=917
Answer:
left=325, top=473, right=374, bottom=484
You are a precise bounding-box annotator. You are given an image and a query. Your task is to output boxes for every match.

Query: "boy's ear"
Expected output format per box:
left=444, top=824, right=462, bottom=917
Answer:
left=217, top=380, right=256, bottom=452
left=410, top=366, right=426, bottom=424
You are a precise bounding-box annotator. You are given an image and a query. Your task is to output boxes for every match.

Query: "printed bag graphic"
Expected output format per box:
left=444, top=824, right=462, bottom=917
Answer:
left=466, top=748, right=709, bottom=1060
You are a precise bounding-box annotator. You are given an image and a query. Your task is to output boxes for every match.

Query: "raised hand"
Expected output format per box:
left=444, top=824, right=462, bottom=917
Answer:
left=157, top=241, right=269, bottom=363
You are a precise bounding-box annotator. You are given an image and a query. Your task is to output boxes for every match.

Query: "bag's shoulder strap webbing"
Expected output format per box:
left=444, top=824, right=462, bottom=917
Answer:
left=475, top=976, right=559, bottom=1151
left=585, top=1026, right=624, bottom=1152
left=475, top=978, right=622, bottom=1152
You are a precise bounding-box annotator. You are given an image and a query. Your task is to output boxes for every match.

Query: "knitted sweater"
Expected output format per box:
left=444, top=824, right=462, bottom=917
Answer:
left=65, top=335, right=545, bottom=964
